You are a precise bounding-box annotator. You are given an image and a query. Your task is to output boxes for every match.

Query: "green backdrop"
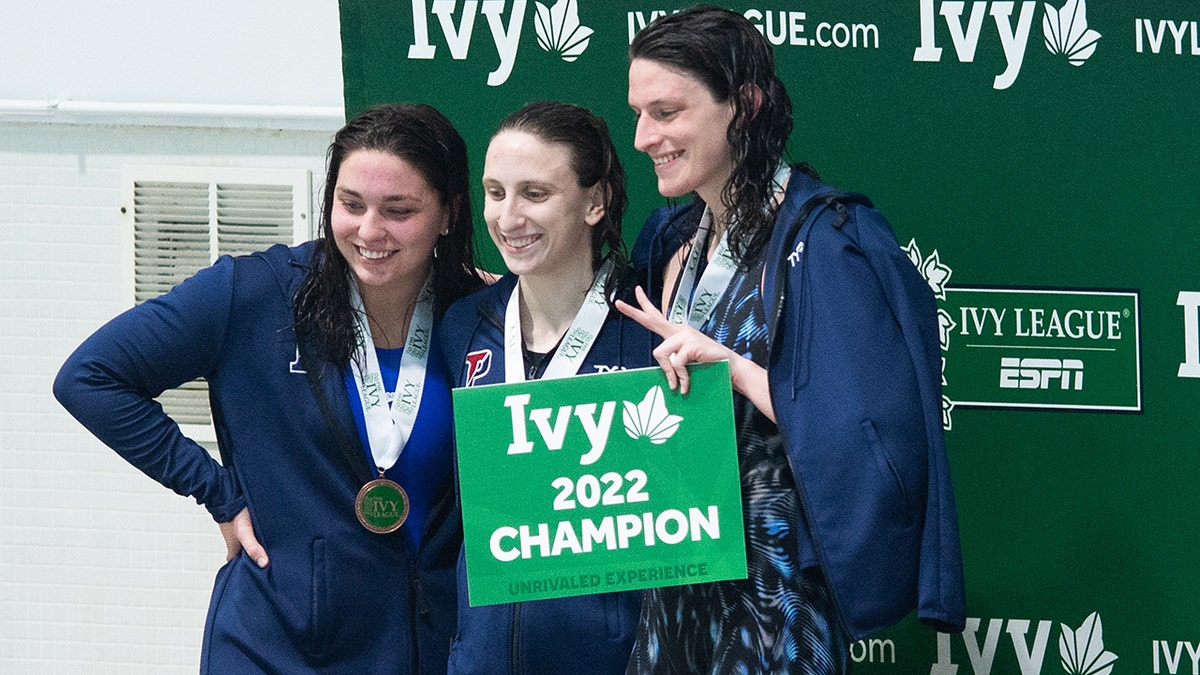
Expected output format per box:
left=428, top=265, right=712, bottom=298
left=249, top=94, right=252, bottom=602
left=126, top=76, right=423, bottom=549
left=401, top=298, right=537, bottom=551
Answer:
left=340, top=1, right=1200, bottom=672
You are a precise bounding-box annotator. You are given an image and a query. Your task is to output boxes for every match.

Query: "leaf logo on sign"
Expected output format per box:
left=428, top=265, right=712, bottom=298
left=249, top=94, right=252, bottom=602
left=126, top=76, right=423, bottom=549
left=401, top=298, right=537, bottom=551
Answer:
left=904, top=238, right=957, bottom=432
left=534, top=0, right=593, bottom=62
left=1058, top=612, right=1118, bottom=675
left=1043, top=0, right=1102, bottom=66
left=903, top=238, right=952, bottom=301
left=623, top=386, right=683, bottom=445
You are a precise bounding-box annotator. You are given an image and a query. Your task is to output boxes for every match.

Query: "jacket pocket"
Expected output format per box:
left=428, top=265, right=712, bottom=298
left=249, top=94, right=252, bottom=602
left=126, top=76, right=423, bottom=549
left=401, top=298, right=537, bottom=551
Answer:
left=860, top=418, right=917, bottom=523
left=309, top=537, right=328, bottom=647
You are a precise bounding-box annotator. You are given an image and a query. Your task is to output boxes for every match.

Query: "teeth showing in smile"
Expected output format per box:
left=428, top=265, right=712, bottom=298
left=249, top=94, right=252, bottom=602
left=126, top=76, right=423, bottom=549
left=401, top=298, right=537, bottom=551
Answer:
left=503, top=234, right=539, bottom=249
left=653, top=152, right=682, bottom=165
left=358, top=247, right=393, bottom=260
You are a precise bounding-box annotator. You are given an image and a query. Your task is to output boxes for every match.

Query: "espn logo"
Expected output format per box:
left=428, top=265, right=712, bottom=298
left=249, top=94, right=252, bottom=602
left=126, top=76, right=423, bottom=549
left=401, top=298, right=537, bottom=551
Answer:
left=999, top=357, right=1083, bottom=391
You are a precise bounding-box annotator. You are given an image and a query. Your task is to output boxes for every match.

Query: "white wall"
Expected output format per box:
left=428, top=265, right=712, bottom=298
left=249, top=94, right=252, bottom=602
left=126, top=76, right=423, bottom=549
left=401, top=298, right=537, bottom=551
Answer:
left=0, top=2, right=344, bottom=672
left=0, top=1, right=344, bottom=107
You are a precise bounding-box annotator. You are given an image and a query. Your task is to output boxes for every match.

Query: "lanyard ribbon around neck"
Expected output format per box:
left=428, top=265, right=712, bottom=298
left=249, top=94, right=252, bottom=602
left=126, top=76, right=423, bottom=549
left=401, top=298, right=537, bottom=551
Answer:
left=347, top=273, right=434, bottom=476
left=667, top=164, right=792, bottom=329
left=503, top=259, right=614, bottom=382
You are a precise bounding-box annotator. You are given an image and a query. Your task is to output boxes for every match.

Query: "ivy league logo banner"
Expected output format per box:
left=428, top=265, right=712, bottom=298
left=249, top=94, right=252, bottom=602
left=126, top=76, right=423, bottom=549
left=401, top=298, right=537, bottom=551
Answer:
left=452, top=363, right=746, bottom=606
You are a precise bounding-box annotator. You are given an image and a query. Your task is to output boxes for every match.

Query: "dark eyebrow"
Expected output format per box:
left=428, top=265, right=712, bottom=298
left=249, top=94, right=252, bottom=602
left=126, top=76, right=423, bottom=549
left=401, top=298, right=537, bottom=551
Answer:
left=480, top=177, right=554, bottom=191
left=631, top=92, right=682, bottom=109
left=335, top=187, right=421, bottom=204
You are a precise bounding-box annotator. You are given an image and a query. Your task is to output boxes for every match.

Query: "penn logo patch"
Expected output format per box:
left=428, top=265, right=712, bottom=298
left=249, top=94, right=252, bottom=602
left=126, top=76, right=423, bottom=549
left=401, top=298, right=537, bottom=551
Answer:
left=465, top=350, right=493, bottom=387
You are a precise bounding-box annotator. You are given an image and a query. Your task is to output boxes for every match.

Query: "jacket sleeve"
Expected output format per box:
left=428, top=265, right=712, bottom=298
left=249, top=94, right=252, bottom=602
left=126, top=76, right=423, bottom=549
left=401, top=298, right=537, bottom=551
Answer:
left=53, top=256, right=246, bottom=522
left=854, top=203, right=966, bottom=633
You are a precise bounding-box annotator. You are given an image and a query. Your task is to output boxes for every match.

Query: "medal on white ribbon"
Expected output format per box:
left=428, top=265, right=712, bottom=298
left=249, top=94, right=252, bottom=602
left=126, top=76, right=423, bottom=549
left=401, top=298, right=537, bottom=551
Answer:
left=347, top=273, right=434, bottom=534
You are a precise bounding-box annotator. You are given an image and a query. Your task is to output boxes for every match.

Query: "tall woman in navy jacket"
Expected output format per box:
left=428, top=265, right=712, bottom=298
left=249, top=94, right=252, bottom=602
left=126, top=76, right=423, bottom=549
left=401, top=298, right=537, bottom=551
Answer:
left=620, top=6, right=966, bottom=674
left=54, top=103, right=485, bottom=673
left=440, top=102, right=648, bottom=674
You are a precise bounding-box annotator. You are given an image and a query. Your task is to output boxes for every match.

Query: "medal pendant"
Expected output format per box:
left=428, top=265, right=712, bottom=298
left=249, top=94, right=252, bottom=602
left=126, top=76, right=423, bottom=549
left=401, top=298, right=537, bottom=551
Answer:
left=355, top=478, right=410, bottom=534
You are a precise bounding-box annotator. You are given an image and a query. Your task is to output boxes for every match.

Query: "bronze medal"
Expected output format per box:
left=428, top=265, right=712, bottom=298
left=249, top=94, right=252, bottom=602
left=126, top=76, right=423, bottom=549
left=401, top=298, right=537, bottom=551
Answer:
left=354, top=478, right=410, bottom=534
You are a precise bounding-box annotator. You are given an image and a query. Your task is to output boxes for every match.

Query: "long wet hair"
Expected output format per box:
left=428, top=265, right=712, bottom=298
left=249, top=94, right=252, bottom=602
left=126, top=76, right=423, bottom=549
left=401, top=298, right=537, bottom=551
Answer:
left=493, top=101, right=628, bottom=301
left=294, top=102, right=484, bottom=368
left=630, top=4, right=798, bottom=268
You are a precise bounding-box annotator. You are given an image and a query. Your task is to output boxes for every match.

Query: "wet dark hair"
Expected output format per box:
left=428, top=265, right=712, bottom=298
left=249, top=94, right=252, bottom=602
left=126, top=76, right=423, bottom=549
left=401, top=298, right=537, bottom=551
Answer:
left=493, top=101, right=628, bottom=300
left=294, top=102, right=484, bottom=368
left=630, top=4, right=796, bottom=268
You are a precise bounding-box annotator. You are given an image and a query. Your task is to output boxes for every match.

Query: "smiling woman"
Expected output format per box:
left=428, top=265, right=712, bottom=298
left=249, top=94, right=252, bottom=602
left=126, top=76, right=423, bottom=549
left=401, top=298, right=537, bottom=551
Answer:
left=481, top=130, right=602, bottom=308
left=331, top=149, right=450, bottom=348
left=620, top=6, right=965, bottom=674
left=439, top=101, right=653, bottom=675
left=54, top=103, right=485, bottom=674
left=627, top=59, right=736, bottom=208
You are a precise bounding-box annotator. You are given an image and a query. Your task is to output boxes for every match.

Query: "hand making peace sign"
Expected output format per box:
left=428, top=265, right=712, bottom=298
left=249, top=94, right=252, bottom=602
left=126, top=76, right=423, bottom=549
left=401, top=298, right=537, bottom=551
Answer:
left=616, top=285, right=776, bottom=422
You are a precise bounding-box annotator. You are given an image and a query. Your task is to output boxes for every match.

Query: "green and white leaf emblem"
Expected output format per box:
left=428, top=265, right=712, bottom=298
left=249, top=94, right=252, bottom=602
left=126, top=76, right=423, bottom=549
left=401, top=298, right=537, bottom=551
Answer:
left=937, top=308, right=957, bottom=352
left=941, top=395, right=955, bottom=431
left=904, top=238, right=952, bottom=300
left=1043, top=0, right=1102, bottom=66
left=534, top=0, right=593, bottom=62
left=906, top=237, right=957, bottom=432
left=623, top=385, right=683, bottom=445
left=1059, top=612, right=1118, bottom=675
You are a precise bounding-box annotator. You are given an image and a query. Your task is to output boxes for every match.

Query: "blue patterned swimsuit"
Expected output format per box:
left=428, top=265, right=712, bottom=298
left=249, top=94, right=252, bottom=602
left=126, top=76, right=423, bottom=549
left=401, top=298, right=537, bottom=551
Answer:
left=627, top=255, right=849, bottom=675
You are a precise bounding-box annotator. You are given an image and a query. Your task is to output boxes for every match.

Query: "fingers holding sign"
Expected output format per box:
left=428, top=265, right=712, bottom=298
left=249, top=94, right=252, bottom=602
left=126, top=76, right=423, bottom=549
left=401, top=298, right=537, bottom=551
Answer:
left=615, top=285, right=734, bottom=396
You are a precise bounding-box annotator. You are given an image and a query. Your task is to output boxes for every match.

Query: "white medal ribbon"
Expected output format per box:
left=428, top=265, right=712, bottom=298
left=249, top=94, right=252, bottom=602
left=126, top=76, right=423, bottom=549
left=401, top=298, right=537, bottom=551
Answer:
left=667, top=164, right=792, bottom=329
left=667, top=207, right=738, bottom=329
left=347, top=272, right=434, bottom=476
left=504, top=259, right=614, bottom=382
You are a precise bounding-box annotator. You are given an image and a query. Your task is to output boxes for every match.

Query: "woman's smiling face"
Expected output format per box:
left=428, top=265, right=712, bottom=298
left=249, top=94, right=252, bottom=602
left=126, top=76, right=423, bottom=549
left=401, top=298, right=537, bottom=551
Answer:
left=482, top=130, right=603, bottom=282
left=628, top=57, right=736, bottom=209
left=330, top=149, right=447, bottom=299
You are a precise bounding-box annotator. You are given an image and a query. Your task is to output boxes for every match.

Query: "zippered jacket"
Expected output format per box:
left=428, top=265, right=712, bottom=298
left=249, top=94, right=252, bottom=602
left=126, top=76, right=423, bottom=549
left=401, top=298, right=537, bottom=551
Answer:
left=632, top=171, right=967, bottom=640
left=54, top=242, right=460, bottom=673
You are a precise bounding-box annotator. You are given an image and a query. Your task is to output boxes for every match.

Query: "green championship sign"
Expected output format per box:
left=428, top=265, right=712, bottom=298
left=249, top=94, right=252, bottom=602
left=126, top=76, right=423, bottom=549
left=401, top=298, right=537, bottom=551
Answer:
left=452, top=363, right=745, bottom=606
